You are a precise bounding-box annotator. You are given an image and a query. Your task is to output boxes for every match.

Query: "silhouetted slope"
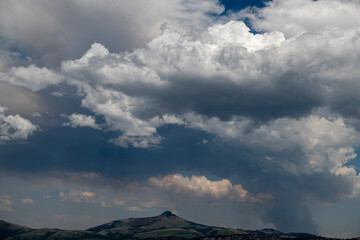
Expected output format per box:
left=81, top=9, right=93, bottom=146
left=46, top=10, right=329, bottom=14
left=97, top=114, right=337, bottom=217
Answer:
left=88, top=211, right=244, bottom=239
left=0, top=220, right=32, bottom=239
left=1, top=211, right=360, bottom=240
left=0, top=220, right=107, bottom=240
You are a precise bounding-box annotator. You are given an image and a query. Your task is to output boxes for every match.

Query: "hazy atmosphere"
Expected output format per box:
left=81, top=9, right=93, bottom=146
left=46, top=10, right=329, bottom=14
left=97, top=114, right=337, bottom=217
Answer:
left=0, top=0, right=360, bottom=238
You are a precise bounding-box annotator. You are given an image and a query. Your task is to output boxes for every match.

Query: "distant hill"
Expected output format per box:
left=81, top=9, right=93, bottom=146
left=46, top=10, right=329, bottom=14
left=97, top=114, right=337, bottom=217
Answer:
left=87, top=211, right=246, bottom=239
left=1, top=211, right=359, bottom=240
left=0, top=220, right=106, bottom=240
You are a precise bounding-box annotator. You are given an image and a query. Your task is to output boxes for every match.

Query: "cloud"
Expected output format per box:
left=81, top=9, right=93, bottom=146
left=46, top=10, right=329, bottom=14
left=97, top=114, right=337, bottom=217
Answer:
left=0, top=64, right=63, bottom=91
left=3, top=11, right=360, bottom=148
left=186, top=114, right=360, bottom=177
left=1, top=0, right=360, bottom=234
left=22, top=198, right=34, bottom=204
left=0, top=0, right=223, bottom=67
left=109, top=135, right=162, bottom=149
left=59, top=189, right=110, bottom=207
left=123, top=206, right=143, bottom=212
left=64, top=113, right=100, bottom=129
left=56, top=18, right=360, bottom=145
left=112, top=199, right=125, bottom=207
left=149, top=174, right=271, bottom=204
left=52, top=21, right=286, bottom=147
left=237, top=0, right=360, bottom=37
left=51, top=91, right=65, bottom=97
left=0, top=195, right=13, bottom=212
left=0, top=83, right=44, bottom=116
left=112, top=199, right=156, bottom=212
left=32, top=112, right=41, bottom=118
left=0, top=105, right=38, bottom=143
left=139, top=200, right=158, bottom=208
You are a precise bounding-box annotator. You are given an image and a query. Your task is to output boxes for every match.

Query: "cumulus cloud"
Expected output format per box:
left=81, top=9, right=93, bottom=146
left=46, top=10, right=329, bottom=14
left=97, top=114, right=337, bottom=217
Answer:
left=0, top=195, right=13, bottom=212
left=47, top=16, right=357, bottom=152
left=0, top=105, right=38, bottom=143
left=0, top=0, right=223, bottom=67
left=58, top=20, right=358, bottom=121
left=22, top=198, right=34, bottom=204
left=238, top=0, right=360, bottom=37
left=0, top=64, right=63, bottom=91
left=64, top=113, right=100, bottom=129
left=186, top=114, right=360, bottom=177
left=149, top=174, right=272, bottom=204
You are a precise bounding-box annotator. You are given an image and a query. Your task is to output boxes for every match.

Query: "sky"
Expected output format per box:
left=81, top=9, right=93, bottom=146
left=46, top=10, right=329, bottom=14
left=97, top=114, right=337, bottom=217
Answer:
left=0, top=0, right=360, bottom=238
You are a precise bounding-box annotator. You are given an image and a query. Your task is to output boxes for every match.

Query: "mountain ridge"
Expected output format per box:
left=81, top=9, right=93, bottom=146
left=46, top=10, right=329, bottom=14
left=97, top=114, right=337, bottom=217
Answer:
left=1, top=211, right=359, bottom=240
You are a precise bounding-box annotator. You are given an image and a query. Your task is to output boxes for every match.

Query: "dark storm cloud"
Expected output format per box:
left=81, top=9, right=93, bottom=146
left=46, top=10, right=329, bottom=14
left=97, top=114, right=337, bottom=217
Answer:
left=143, top=71, right=323, bottom=121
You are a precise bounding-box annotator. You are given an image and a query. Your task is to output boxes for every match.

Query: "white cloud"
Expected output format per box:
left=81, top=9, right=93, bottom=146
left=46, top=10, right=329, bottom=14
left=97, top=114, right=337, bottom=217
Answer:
left=238, top=0, right=360, bottom=38
left=149, top=174, right=232, bottom=199
left=149, top=174, right=271, bottom=203
left=65, top=113, right=99, bottom=129
left=185, top=113, right=360, bottom=199
left=0, top=0, right=223, bottom=66
left=0, top=105, right=38, bottom=143
left=22, top=198, right=34, bottom=204
left=0, top=195, right=13, bottom=212
left=57, top=21, right=288, bottom=147
left=205, top=20, right=285, bottom=52
left=0, top=64, right=63, bottom=91
left=186, top=114, right=360, bottom=175
left=55, top=17, right=360, bottom=149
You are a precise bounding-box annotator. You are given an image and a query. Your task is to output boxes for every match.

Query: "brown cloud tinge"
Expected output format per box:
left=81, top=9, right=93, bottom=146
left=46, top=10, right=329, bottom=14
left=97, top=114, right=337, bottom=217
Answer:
left=21, top=198, right=34, bottom=204
left=149, top=174, right=272, bottom=204
left=0, top=83, right=45, bottom=116
left=0, top=195, right=13, bottom=212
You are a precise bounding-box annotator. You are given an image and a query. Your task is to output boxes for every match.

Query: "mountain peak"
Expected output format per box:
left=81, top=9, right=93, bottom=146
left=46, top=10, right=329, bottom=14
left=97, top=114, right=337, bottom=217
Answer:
left=160, top=211, right=176, bottom=217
